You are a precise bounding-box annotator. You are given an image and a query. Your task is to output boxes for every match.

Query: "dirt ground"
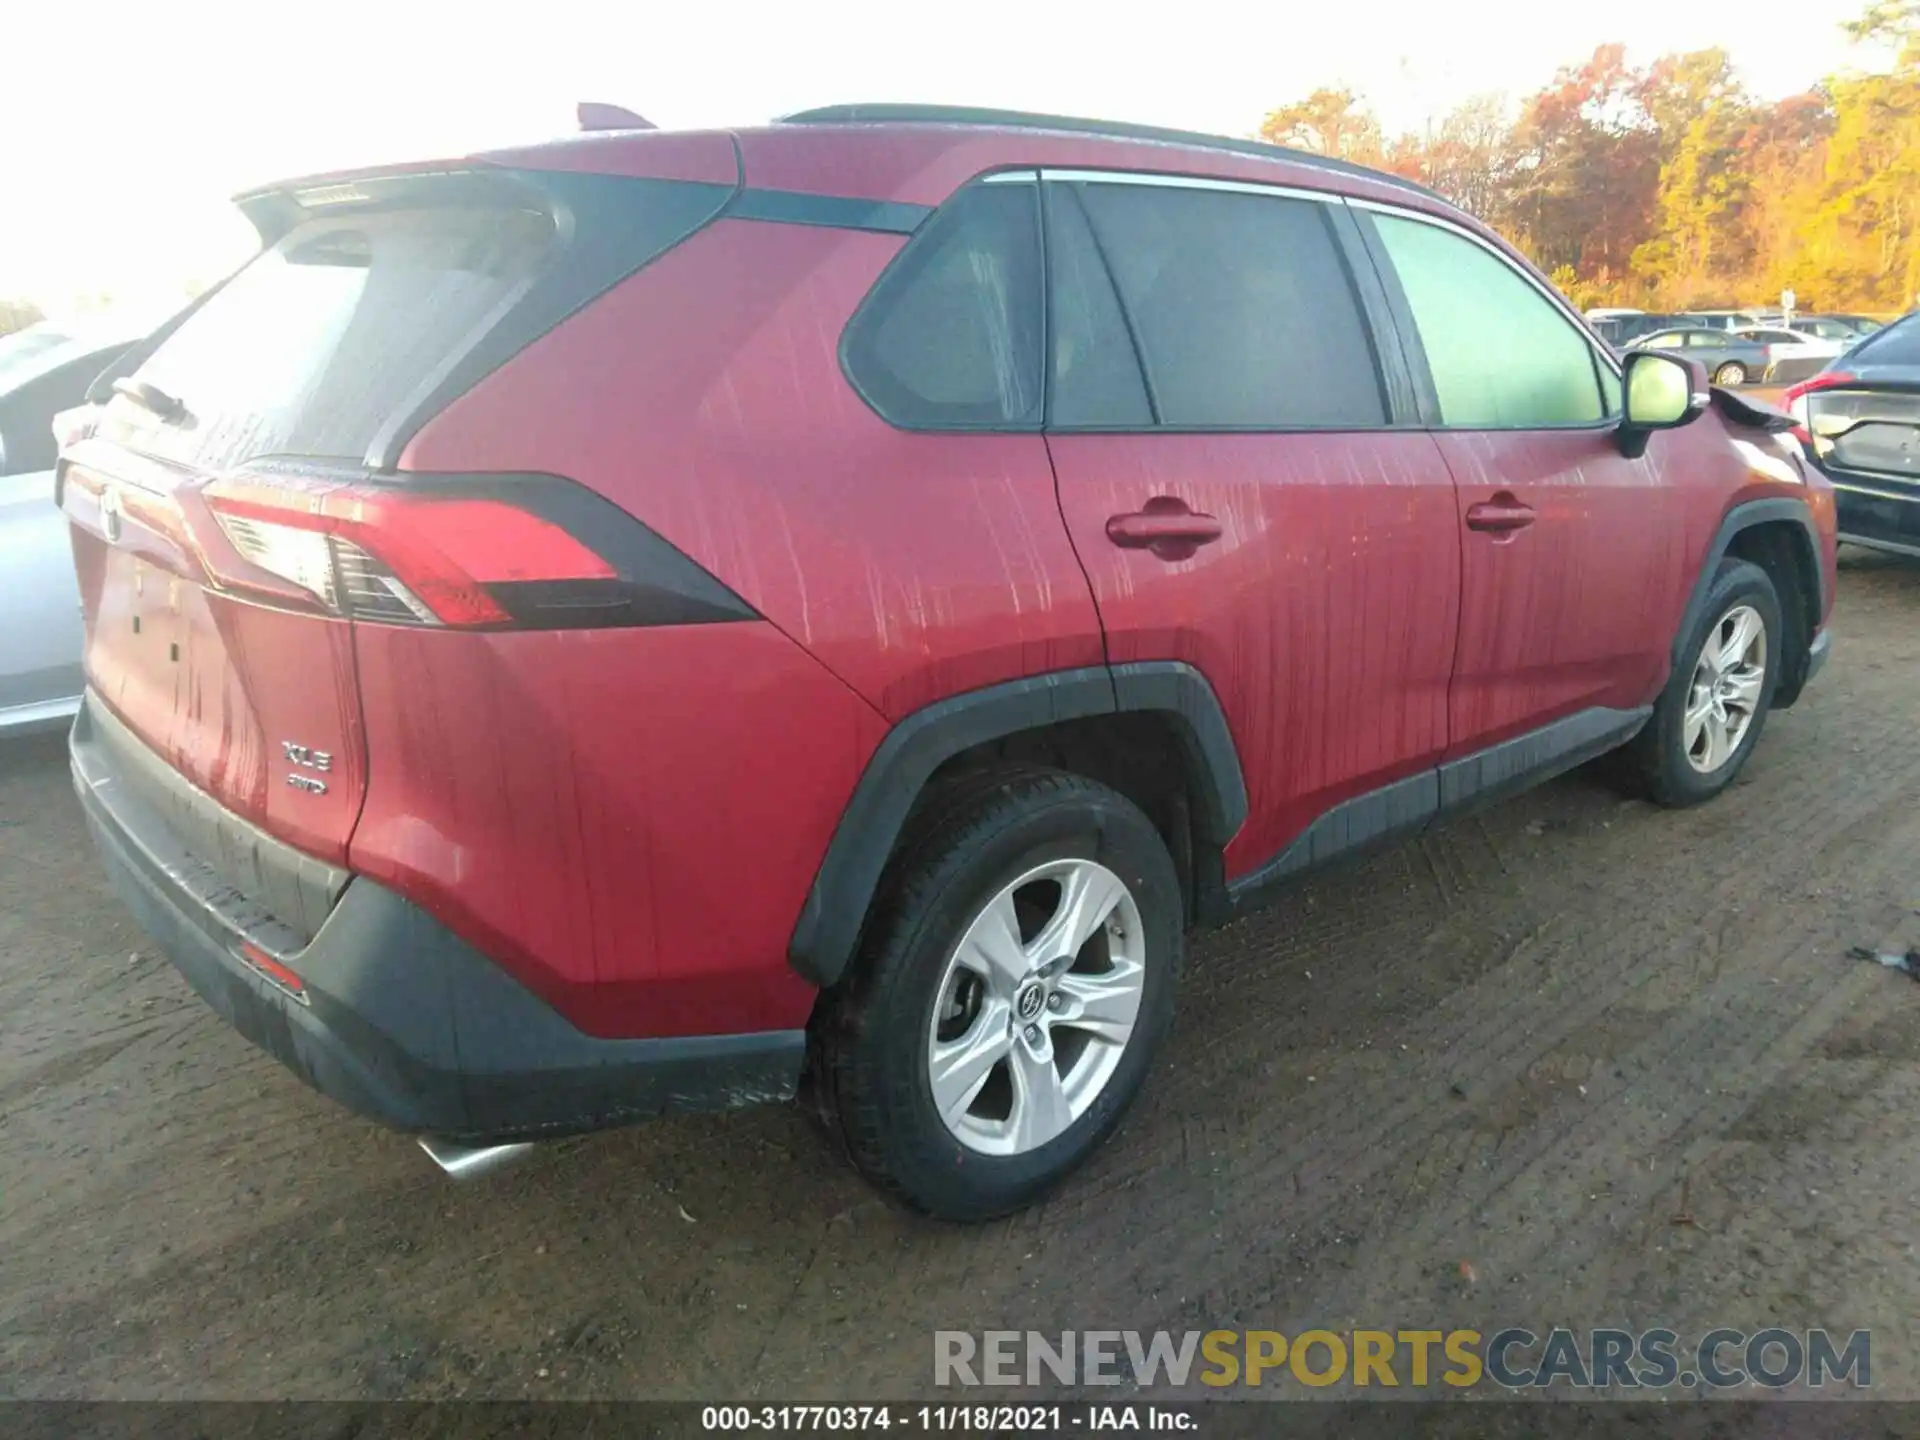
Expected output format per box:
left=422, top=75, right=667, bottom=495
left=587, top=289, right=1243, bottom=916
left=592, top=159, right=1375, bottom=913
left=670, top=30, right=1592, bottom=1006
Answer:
left=3, top=551, right=1919, bottom=1405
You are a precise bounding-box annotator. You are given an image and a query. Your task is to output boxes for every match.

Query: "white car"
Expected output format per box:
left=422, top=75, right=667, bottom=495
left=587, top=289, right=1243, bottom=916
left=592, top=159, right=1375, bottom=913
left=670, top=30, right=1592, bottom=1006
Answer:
left=0, top=465, right=87, bottom=733
left=1733, top=325, right=1849, bottom=386
left=0, top=321, right=143, bottom=735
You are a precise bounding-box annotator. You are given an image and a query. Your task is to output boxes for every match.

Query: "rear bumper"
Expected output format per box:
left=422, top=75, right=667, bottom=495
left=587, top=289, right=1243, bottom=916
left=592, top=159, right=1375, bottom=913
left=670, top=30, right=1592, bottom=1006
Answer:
left=71, top=694, right=804, bottom=1143
left=1835, top=481, right=1920, bottom=558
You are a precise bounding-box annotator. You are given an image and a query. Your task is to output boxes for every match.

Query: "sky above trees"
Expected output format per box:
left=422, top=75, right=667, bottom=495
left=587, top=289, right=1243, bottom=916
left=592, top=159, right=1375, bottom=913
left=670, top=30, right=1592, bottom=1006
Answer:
left=0, top=0, right=1899, bottom=317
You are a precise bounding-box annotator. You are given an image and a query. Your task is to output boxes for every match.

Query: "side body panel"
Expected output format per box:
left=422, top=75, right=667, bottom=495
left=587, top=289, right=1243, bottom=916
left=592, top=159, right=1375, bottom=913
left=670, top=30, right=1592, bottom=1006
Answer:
left=1438, top=428, right=1686, bottom=755
left=400, top=218, right=1105, bottom=720
left=1667, top=422, right=1840, bottom=661
left=1047, top=432, right=1461, bottom=880
left=348, top=620, right=885, bottom=1037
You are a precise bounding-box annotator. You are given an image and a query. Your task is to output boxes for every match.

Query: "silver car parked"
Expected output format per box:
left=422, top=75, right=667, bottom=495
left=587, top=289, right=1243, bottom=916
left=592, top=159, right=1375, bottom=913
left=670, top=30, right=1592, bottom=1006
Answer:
left=0, top=320, right=141, bottom=735
left=1637, top=326, right=1777, bottom=387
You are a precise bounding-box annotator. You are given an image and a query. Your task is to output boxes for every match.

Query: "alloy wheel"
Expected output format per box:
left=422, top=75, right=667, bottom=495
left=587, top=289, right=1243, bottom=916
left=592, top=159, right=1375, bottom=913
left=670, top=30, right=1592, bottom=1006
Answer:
left=926, top=858, right=1146, bottom=1156
left=1684, top=603, right=1767, bottom=774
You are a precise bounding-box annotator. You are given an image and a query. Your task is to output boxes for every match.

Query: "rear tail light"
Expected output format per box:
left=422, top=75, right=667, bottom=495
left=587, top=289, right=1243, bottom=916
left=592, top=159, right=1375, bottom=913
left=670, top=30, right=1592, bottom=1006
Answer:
left=51, top=405, right=99, bottom=451
left=206, top=478, right=614, bottom=627
left=1781, top=371, right=1857, bottom=447
left=199, top=472, right=754, bottom=631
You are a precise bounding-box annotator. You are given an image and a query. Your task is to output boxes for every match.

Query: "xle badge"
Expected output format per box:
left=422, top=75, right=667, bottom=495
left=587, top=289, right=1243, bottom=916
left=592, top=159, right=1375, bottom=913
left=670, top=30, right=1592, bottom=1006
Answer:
left=283, top=741, right=333, bottom=795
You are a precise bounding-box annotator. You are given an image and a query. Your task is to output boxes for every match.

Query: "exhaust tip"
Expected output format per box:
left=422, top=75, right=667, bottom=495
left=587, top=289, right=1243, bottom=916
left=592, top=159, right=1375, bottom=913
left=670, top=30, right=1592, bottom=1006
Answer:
left=418, top=1136, right=537, bottom=1181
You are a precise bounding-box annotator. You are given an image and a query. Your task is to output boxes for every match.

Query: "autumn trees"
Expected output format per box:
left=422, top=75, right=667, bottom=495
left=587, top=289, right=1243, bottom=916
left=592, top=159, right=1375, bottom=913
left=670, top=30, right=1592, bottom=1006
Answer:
left=1258, top=1, right=1920, bottom=312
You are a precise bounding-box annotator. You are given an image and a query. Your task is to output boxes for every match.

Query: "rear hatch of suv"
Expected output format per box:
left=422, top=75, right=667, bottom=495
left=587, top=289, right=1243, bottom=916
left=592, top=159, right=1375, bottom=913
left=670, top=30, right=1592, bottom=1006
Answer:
left=61, top=146, right=740, bottom=905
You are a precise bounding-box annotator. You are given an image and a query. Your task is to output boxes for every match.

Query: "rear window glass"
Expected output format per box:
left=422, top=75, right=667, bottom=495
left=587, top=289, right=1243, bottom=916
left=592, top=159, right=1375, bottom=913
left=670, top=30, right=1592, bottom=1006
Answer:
left=1855, top=313, right=1920, bottom=366
left=842, top=182, right=1044, bottom=428
left=122, top=204, right=553, bottom=468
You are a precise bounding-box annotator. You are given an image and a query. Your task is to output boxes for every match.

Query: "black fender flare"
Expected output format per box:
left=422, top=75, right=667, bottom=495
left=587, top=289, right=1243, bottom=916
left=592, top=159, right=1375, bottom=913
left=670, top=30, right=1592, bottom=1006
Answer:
left=788, top=661, right=1246, bottom=989
left=1671, top=496, right=1826, bottom=679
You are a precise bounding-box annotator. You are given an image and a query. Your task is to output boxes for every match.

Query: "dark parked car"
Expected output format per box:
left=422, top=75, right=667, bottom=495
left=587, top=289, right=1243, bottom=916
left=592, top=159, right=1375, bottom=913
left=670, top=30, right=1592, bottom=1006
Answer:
left=1590, top=312, right=1682, bottom=348
left=1786, top=312, right=1920, bottom=558
left=62, top=105, right=1837, bottom=1220
left=1639, top=326, right=1776, bottom=385
left=1678, top=310, right=1765, bottom=332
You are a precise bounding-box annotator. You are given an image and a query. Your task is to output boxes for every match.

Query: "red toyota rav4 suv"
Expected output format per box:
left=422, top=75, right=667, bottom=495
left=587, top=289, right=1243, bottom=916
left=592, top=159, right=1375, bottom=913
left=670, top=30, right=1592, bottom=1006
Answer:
left=63, top=106, right=1836, bottom=1220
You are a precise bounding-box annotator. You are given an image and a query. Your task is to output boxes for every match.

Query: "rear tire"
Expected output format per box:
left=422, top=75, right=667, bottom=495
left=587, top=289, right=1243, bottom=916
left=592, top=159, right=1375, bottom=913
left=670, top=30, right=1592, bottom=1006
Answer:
left=1626, top=558, right=1782, bottom=807
left=1713, top=362, right=1748, bottom=386
left=817, top=768, right=1182, bottom=1221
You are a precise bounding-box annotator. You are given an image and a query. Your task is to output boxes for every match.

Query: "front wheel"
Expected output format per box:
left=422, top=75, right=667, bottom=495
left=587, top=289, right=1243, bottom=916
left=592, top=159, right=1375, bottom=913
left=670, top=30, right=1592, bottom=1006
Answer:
left=1627, top=558, right=1782, bottom=806
left=817, top=768, right=1182, bottom=1220
left=1713, top=361, right=1748, bottom=386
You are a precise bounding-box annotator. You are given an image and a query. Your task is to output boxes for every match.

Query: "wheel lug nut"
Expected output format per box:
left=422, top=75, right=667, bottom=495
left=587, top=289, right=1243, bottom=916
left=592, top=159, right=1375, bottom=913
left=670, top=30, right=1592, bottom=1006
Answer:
left=1046, top=992, right=1063, bottom=1011
left=1024, top=1025, right=1042, bottom=1044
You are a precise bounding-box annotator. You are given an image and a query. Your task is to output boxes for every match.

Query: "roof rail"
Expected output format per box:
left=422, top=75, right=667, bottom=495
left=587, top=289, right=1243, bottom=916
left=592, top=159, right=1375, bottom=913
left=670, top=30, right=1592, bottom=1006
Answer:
left=778, top=103, right=1445, bottom=204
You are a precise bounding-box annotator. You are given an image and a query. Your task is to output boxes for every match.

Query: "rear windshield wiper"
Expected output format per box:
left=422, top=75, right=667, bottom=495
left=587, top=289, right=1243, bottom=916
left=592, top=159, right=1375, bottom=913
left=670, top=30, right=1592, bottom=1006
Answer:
left=84, top=257, right=252, bottom=407
left=111, top=378, right=187, bottom=423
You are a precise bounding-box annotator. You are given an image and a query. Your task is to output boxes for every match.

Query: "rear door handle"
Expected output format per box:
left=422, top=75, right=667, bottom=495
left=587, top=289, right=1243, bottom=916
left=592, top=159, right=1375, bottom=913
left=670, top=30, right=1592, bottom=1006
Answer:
left=1106, top=497, right=1223, bottom=562
left=1464, top=496, right=1536, bottom=535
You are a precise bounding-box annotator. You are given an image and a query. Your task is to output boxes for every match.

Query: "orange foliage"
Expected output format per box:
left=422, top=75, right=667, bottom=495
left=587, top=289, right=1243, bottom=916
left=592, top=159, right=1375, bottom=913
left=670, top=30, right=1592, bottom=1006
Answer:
left=1258, top=1, right=1920, bottom=312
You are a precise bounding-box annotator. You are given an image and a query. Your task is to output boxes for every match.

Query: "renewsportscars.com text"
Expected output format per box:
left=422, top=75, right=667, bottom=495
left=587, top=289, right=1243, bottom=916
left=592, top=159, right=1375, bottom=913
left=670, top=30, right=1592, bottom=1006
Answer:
left=934, top=1327, right=1871, bottom=1390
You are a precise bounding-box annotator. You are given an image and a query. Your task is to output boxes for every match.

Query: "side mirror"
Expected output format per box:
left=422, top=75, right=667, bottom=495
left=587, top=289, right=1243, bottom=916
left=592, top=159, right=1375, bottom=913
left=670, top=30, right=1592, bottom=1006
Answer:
left=1617, top=350, right=1708, bottom=459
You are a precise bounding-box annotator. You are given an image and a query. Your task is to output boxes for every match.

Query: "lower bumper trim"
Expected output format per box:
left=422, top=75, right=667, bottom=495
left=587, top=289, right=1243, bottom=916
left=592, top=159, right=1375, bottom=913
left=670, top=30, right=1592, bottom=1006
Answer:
left=72, top=694, right=807, bottom=1144
left=1834, top=482, right=1920, bottom=558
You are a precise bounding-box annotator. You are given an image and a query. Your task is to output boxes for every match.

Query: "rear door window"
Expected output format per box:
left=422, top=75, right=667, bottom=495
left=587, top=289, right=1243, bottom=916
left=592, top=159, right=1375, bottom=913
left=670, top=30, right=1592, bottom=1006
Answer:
left=1598, top=361, right=1622, bottom=416
left=1061, top=181, right=1386, bottom=428
left=841, top=181, right=1044, bottom=428
left=1045, top=185, right=1154, bottom=427
left=1372, top=213, right=1604, bottom=428
left=116, top=203, right=554, bottom=470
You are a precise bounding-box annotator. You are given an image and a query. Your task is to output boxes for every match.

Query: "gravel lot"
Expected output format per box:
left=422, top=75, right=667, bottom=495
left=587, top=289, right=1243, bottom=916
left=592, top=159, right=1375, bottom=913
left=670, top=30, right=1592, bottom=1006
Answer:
left=3, top=551, right=1918, bottom=1404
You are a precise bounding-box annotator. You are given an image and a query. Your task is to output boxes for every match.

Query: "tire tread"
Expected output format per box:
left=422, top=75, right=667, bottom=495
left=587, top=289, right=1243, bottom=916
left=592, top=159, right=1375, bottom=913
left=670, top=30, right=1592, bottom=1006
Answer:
left=816, top=765, right=1178, bottom=1220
